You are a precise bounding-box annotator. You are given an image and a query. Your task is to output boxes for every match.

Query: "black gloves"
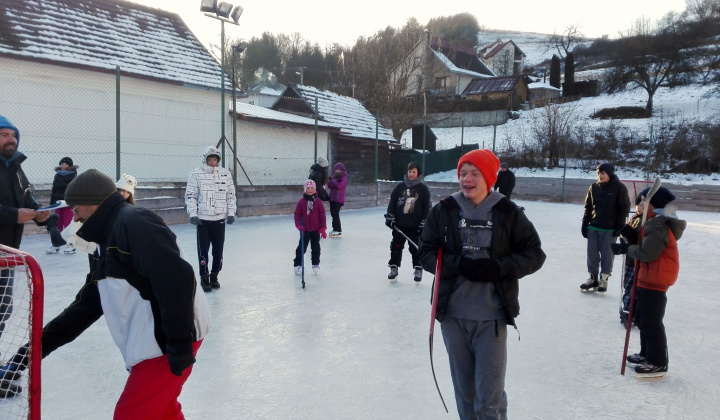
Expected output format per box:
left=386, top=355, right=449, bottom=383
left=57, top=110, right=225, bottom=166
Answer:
left=458, top=257, right=502, bottom=282
left=611, top=239, right=629, bottom=255
left=618, top=225, right=638, bottom=244
left=226, top=216, right=235, bottom=224
left=581, top=224, right=588, bottom=238
left=612, top=229, right=621, bottom=237
left=167, top=347, right=196, bottom=376
left=190, top=216, right=202, bottom=226
left=418, top=220, right=425, bottom=235
left=384, top=214, right=395, bottom=229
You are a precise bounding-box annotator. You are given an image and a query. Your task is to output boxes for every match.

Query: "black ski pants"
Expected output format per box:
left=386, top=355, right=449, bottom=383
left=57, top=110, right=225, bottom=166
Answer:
left=294, top=230, right=321, bottom=266
left=636, top=287, right=669, bottom=367
left=195, top=219, right=226, bottom=277
left=388, top=227, right=419, bottom=268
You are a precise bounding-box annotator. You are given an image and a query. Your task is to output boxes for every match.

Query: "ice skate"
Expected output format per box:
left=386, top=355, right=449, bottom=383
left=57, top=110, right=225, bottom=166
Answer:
left=312, top=265, right=320, bottom=274
left=597, top=273, right=610, bottom=294
left=294, top=266, right=302, bottom=275
left=413, top=266, right=423, bottom=282
left=200, top=275, right=212, bottom=292
left=626, top=353, right=646, bottom=366
left=634, top=362, right=668, bottom=379
left=45, top=246, right=60, bottom=254
left=329, top=230, right=341, bottom=238
left=63, top=245, right=76, bottom=254
left=210, top=272, right=220, bottom=289
left=580, top=273, right=598, bottom=292
left=388, top=265, right=398, bottom=282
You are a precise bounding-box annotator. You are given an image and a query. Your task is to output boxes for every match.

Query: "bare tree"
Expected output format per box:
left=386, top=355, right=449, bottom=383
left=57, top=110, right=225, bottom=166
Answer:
left=530, top=102, right=578, bottom=168
left=494, top=49, right=514, bottom=76
left=549, top=25, right=585, bottom=59
left=603, top=14, right=690, bottom=116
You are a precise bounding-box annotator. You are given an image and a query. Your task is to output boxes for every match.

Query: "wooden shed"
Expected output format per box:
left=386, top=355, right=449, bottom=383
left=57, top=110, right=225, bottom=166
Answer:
left=462, top=76, right=529, bottom=111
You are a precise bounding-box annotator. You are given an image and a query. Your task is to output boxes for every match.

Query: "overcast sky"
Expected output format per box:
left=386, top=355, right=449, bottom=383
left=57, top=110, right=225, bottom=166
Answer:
left=127, top=0, right=688, bottom=50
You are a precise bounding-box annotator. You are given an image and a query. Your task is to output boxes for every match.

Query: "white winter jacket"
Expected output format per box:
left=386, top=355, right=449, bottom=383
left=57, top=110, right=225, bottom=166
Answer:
left=185, top=146, right=237, bottom=221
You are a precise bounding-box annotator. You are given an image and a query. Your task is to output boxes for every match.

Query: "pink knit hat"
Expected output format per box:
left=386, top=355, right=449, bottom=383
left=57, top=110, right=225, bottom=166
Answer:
left=303, top=179, right=316, bottom=192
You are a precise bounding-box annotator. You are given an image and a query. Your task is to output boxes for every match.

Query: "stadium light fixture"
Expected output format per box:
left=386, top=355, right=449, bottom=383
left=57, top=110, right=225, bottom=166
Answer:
left=200, top=0, right=217, bottom=13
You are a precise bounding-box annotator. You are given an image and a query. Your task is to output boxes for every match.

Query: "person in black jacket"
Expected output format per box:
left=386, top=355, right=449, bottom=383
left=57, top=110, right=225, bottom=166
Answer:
left=308, top=156, right=330, bottom=202
left=580, top=163, right=630, bottom=293
left=418, top=149, right=545, bottom=420
left=45, top=156, right=78, bottom=254
left=384, top=162, right=431, bottom=282
left=493, top=162, right=515, bottom=197
left=0, top=114, right=50, bottom=398
left=0, top=169, right=211, bottom=414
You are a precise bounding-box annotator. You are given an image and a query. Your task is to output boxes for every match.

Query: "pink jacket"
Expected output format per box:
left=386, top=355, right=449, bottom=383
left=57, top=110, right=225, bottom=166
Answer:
left=293, top=195, right=326, bottom=232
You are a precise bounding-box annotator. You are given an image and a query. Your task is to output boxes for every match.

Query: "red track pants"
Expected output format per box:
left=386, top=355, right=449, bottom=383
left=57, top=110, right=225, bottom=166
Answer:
left=114, top=340, right=202, bottom=420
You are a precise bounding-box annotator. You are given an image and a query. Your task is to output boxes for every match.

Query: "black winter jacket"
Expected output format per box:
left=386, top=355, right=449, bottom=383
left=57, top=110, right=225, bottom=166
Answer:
left=387, top=179, right=431, bottom=229
left=50, top=166, right=78, bottom=204
left=418, top=195, right=546, bottom=326
left=0, top=153, right=42, bottom=248
left=308, top=163, right=330, bottom=202
left=582, top=175, right=630, bottom=231
left=41, top=193, right=208, bottom=367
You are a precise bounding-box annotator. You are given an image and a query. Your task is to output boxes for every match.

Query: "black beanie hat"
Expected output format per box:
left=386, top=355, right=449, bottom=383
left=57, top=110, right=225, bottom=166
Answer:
left=639, top=186, right=676, bottom=209
left=596, top=162, right=614, bottom=177
left=64, top=169, right=117, bottom=206
left=59, top=157, right=73, bottom=166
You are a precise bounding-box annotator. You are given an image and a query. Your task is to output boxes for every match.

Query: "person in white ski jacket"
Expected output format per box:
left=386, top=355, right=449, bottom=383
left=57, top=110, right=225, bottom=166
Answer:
left=185, top=146, right=237, bottom=292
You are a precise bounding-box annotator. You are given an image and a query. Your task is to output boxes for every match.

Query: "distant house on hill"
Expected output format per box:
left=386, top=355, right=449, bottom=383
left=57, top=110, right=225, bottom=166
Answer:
left=390, top=31, right=495, bottom=98
left=462, top=76, right=529, bottom=111
left=240, top=81, right=285, bottom=108
left=272, top=84, right=397, bottom=182
left=0, top=0, right=236, bottom=183
left=479, top=39, right=526, bottom=76
left=528, top=80, right=562, bottom=107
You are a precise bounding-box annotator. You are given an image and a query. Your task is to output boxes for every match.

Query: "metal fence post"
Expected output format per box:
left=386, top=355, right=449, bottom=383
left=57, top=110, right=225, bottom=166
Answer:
left=116, top=65, right=120, bottom=181
left=375, top=110, right=379, bottom=207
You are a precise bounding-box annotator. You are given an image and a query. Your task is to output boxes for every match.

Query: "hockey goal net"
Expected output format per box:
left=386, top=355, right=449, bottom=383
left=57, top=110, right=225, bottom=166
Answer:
left=0, top=245, right=43, bottom=420
left=621, top=180, right=654, bottom=210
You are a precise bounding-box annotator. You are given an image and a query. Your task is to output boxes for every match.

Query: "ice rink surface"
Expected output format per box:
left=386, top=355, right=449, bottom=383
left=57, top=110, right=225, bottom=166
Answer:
left=2, top=200, right=719, bottom=419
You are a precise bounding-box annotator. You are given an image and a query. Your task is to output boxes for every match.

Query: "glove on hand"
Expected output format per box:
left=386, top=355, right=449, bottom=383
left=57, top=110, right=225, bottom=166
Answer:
left=167, top=349, right=196, bottom=377
left=581, top=224, right=588, bottom=239
left=190, top=216, right=202, bottom=226
left=459, top=257, right=502, bottom=282
left=226, top=216, right=235, bottom=225
left=418, top=220, right=425, bottom=235
left=612, top=229, right=621, bottom=237
left=611, top=239, right=629, bottom=255
left=384, top=214, right=395, bottom=229
left=320, top=228, right=327, bottom=239
left=618, top=225, right=638, bottom=244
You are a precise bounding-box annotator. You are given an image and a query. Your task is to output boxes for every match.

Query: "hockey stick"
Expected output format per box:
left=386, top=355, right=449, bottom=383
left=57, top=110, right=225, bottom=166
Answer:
left=393, top=225, right=418, bottom=249
left=621, top=176, right=661, bottom=375
left=300, top=218, right=305, bottom=289
left=429, top=247, right=448, bottom=413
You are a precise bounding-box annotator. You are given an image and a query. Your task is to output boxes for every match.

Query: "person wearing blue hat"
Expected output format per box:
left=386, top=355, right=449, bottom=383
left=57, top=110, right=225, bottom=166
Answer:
left=0, top=114, right=51, bottom=397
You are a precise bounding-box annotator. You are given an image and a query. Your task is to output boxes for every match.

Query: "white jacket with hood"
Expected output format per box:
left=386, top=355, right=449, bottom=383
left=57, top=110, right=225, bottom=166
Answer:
left=185, top=146, right=237, bottom=221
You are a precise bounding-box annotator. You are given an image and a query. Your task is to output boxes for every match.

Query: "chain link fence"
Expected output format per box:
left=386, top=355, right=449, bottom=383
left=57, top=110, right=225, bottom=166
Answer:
left=1, top=57, right=333, bottom=190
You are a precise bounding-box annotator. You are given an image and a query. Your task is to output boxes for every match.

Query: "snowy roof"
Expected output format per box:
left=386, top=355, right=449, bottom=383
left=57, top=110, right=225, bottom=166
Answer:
left=0, top=0, right=228, bottom=89
left=480, top=39, right=526, bottom=59
left=430, top=38, right=495, bottom=77
left=272, top=84, right=396, bottom=142
left=230, top=102, right=339, bottom=130
left=528, top=81, right=562, bottom=91
left=462, top=76, right=526, bottom=94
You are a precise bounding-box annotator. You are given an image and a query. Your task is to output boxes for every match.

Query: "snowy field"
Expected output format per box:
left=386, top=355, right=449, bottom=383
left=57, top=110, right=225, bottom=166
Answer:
left=1, top=202, right=719, bottom=419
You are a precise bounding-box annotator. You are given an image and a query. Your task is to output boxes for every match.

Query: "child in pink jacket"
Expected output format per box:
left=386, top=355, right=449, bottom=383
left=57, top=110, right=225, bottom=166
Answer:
left=293, top=180, right=327, bottom=274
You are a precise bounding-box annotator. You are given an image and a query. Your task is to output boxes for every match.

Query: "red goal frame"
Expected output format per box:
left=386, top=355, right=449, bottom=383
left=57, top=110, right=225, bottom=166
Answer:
left=0, top=245, right=43, bottom=420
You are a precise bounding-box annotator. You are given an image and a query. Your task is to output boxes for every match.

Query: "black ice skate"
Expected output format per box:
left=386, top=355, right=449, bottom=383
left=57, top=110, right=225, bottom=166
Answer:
left=580, top=273, right=598, bottom=292
left=388, top=265, right=398, bottom=282
left=635, top=362, right=668, bottom=379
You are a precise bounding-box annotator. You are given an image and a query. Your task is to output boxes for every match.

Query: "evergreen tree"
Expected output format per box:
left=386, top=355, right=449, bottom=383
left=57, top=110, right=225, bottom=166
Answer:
left=550, top=54, right=561, bottom=89
left=563, top=52, right=575, bottom=96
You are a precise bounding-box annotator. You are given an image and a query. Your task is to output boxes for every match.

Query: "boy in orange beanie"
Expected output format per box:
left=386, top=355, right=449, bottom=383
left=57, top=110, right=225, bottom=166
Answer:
left=418, top=149, right=546, bottom=419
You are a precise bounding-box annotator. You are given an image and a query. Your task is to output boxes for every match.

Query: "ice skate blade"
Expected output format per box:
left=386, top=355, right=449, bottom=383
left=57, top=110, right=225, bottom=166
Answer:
left=580, top=288, right=597, bottom=293
left=635, top=372, right=668, bottom=380
left=389, top=278, right=397, bottom=283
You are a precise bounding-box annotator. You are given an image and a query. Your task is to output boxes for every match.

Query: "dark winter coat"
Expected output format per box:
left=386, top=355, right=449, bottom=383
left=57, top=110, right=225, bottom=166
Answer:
left=308, top=163, right=329, bottom=202
left=387, top=177, right=431, bottom=229
left=40, top=192, right=210, bottom=369
left=294, top=193, right=327, bottom=232
left=582, top=174, right=630, bottom=232
left=0, top=153, right=42, bottom=248
left=418, top=195, right=546, bottom=326
left=493, top=169, right=516, bottom=197
left=50, top=165, right=78, bottom=204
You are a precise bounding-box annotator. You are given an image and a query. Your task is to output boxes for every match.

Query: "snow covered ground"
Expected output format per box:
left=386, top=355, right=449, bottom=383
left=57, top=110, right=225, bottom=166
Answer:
left=2, top=203, right=719, bottom=419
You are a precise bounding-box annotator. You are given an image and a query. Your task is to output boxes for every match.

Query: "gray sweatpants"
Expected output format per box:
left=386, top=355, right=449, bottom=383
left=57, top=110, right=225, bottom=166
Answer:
left=441, top=317, right=508, bottom=420
left=586, top=229, right=617, bottom=275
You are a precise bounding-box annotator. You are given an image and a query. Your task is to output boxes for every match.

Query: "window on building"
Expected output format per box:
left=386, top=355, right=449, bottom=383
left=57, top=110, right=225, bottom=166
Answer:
left=414, top=57, right=421, bottom=66
left=435, top=77, right=447, bottom=88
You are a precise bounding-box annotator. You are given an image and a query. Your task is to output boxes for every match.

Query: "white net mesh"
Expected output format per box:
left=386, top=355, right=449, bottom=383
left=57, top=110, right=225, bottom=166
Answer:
left=0, top=247, right=41, bottom=419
